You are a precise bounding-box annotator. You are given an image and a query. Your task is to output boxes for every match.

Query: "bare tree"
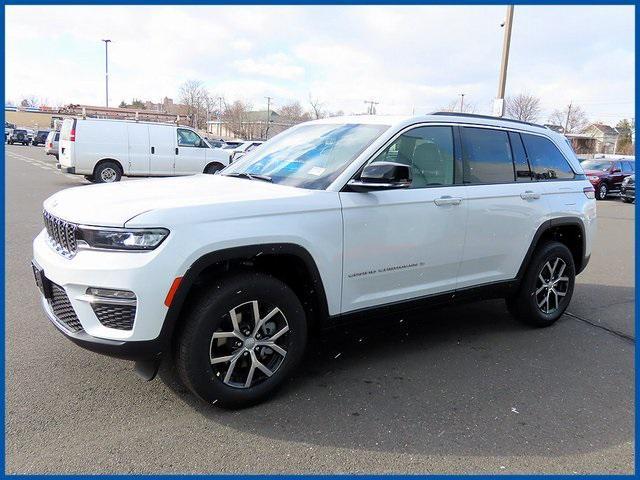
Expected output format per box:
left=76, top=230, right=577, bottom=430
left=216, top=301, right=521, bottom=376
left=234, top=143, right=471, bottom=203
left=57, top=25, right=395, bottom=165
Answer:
left=222, top=100, right=252, bottom=139
left=179, top=80, right=209, bottom=129
left=20, top=96, right=39, bottom=108
left=308, top=94, right=325, bottom=119
left=279, top=101, right=311, bottom=124
left=548, top=104, right=588, bottom=133
left=505, top=93, right=541, bottom=122
left=439, top=98, right=476, bottom=113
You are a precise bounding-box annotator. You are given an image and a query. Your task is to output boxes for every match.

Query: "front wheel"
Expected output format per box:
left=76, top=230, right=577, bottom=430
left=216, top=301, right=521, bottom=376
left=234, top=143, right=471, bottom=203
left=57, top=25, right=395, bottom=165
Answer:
left=176, top=272, right=307, bottom=408
left=204, top=163, right=224, bottom=174
left=596, top=183, right=608, bottom=200
left=507, top=241, right=575, bottom=328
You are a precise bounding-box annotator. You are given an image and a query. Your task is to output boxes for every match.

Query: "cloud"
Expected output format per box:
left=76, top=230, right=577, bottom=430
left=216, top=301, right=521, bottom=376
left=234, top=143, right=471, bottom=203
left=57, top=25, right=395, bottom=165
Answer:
left=5, top=5, right=635, bottom=124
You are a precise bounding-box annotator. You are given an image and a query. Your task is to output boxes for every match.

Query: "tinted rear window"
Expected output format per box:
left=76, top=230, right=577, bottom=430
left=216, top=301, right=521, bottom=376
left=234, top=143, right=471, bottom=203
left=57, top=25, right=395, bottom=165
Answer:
left=461, top=127, right=514, bottom=184
left=521, top=134, right=575, bottom=180
left=509, top=132, right=532, bottom=182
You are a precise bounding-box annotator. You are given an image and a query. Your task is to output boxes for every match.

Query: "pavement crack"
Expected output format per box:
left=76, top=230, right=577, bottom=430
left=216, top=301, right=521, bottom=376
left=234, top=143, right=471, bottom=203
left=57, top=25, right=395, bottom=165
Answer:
left=565, top=311, right=635, bottom=343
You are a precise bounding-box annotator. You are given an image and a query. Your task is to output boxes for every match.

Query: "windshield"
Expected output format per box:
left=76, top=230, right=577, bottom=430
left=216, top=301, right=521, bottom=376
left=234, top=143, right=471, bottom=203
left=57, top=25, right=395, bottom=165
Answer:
left=222, top=123, right=389, bottom=189
left=582, top=160, right=612, bottom=171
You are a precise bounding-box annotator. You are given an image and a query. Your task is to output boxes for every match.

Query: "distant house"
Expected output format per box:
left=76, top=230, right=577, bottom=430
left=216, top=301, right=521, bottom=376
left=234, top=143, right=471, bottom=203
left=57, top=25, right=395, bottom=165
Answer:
left=544, top=124, right=565, bottom=134
left=580, top=123, right=620, bottom=154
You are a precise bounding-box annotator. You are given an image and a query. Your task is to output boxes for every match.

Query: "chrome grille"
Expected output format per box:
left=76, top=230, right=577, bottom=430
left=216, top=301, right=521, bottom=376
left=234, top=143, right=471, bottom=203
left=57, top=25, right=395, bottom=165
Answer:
left=43, top=210, right=77, bottom=258
left=50, top=283, right=83, bottom=332
left=92, top=304, right=136, bottom=330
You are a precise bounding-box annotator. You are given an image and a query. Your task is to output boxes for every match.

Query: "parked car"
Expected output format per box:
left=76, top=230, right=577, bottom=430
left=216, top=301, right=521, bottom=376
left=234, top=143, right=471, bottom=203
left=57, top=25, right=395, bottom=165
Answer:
left=7, top=129, right=30, bottom=145
left=5, top=121, right=15, bottom=142
left=44, top=131, right=60, bottom=158
left=26, top=129, right=35, bottom=143
left=57, top=118, right=231, bottom=183
left=31, top=130, right=50, bottom=146
left=620, top=174, right=635, bottom=203
left=582, top=158, right=635, bottom=200
left=229, top=141, right=264, bottom=163
left=32, top=113, right=596, bottom=408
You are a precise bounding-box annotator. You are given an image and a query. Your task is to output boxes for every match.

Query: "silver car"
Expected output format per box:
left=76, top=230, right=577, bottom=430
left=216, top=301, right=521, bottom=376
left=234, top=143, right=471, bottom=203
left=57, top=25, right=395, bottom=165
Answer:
left=44, top=131, right=60, bottom=158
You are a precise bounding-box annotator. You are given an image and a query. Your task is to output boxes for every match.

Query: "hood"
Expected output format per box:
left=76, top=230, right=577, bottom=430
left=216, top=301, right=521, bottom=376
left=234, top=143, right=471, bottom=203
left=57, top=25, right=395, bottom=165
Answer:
left=43, top=174, right=325, bottom=227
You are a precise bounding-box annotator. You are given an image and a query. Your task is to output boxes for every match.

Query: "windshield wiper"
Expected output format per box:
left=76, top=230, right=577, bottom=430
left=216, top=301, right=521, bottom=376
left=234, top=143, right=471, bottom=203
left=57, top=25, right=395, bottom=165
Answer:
left=222, top=172, right=273, bottom=183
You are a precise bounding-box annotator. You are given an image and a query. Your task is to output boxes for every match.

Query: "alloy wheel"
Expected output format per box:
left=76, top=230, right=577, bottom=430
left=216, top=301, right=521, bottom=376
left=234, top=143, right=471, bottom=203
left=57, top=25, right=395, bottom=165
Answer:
left=101, top=167, right=117, bottom=182
left=210, top=300, right=290, bottom=389
left=535, top=257, right=570, bottom=314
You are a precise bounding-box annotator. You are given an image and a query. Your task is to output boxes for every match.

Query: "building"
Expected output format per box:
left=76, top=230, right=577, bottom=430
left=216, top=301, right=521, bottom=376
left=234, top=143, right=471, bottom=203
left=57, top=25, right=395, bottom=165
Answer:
left=207, top=110, right=288, bottom=140
left=580, top=123, right=620, bottom=154
left=142, top=97, right=190, bottom=117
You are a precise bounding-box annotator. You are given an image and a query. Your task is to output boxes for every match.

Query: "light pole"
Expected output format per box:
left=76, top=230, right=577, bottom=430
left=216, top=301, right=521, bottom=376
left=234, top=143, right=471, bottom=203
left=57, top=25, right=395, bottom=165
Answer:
left=494, top=5, right=514, bottom=117
left=102, top=39, right=111, bottom=108
left=459, top=93, right=465, bottom=112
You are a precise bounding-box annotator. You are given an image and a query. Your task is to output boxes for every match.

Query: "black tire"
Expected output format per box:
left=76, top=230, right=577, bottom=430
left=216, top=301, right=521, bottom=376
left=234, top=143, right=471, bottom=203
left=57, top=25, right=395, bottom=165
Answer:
left=204, top=163, right=224, bottom=174
left=621, top=196, right=633, bottom=203
left=596, top=182, right=608, bottom=200
left=176, top=272, right=307, bottom=408
left=93, top=161, right=122, bottom=183
left=507, top=241, right=575, bottom=328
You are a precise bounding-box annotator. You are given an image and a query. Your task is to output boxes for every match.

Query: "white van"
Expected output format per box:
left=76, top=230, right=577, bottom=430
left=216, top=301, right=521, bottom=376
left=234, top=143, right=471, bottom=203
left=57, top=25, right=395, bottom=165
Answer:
left=58, top=118, right=229, bottom=183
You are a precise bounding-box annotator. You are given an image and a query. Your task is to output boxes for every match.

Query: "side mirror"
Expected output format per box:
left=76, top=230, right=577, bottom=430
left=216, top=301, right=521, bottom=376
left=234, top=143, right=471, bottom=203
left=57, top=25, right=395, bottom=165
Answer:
left=347, top=162, right=412, bottom=192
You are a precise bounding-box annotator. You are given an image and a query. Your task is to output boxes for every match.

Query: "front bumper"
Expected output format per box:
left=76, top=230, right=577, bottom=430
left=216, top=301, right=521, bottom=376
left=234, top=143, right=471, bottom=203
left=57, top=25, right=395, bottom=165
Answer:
left=620, top=185, right=635, bottom=199
left=32, top=230, right=182, bottom=355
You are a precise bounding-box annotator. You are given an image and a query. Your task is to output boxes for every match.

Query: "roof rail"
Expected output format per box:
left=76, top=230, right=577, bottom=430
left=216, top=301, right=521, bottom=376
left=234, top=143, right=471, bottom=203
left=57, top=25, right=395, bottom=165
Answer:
left=430, top=111, right=546, bottom=129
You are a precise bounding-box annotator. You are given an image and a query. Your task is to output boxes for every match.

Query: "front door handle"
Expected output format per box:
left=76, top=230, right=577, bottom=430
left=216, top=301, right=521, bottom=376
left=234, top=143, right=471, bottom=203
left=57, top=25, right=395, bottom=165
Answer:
left=175, top=147, right=179, bottom=155
left=520, top=190, right=540, bottom=200
left=434, top=195, right=463, bottom=206
left=151, top=146, right=155, bottom=154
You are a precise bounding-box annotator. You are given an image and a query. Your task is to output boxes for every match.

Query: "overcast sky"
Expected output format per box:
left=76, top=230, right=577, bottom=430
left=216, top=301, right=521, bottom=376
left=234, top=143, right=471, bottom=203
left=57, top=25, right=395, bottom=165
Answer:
left=6, top=5, right=635, bottom=124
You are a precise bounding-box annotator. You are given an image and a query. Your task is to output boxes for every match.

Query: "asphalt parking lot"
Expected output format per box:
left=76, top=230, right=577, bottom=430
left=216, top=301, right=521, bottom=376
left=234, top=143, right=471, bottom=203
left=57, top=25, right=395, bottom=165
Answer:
left=5, top=143, right=635, bottom=474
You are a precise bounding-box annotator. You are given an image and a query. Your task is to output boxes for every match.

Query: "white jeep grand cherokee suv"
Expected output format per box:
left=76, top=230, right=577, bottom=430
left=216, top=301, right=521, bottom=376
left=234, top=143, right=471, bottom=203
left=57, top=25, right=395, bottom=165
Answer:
left=32, top=113, right=597, bottom=408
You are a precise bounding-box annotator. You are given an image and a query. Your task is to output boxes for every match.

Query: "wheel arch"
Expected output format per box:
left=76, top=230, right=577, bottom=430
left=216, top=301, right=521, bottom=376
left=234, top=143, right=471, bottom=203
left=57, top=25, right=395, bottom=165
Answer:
left=93, top=158, right=124, bottom=176
left=517, top=217, right=588, bottom=280
left=161, top=243, right=330, bottom=348
left=203, top=161, right=225, bottom=173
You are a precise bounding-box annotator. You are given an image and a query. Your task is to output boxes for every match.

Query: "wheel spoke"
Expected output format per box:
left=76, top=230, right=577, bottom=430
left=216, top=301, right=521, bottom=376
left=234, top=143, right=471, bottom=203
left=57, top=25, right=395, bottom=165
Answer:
left=253, top=355, right=274, bottom=377
left=258, top=341, right=287, bottom=357
left=211, top=354, right=235, bottom=365
left=212, top=331, right=240, bottom=339
left=269, top=325, right=290, bottom=342
left=252, top=306, right=281, bottom=336
left=556, top=262, right=566, bottom=280
left=245, top=362, right=256, bottom=388
left=556, top=290, right=567, bottom=297
left=224, top=357, right=238, bottom=384
left=536, top=285, right=546, bottom=295
left=229, top=308, right=241, bottom=334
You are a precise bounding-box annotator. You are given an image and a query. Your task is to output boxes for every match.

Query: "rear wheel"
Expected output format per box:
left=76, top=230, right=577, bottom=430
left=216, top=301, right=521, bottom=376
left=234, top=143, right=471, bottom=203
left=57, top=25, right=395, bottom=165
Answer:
left=94, top=161, right=122, bottom=183
left=622, top=196, right=633, bottom=203
left=596, top=183, right=608, bottom=200
left=176, top=272, right=307, bottom=408
left=507, top=241, right=575, bottom=328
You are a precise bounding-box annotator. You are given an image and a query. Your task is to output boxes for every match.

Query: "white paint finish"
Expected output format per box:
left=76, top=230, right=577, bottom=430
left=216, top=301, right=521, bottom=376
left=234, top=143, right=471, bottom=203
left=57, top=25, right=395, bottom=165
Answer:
left=340, top=186, right=468, bottom=312
left=148, top=123, right=175, bottom=175
left=456, top=182, right=550, bottom=288
left=126, top=122, right=150, bottom=175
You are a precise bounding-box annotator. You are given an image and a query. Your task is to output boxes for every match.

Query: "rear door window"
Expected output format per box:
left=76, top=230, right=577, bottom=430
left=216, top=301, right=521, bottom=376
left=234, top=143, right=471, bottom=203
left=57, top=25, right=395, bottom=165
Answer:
left=461, top=127, right=515, bottom=184
left=521, top=134, right=575, bottom=180
left=622, top=161, right=634, bottom=174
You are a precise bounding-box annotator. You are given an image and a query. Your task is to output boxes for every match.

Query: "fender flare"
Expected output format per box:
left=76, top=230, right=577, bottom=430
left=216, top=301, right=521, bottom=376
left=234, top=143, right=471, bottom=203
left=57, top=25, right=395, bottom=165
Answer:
left=516, top=216, right=588, bottom=280
left=158, top=243, right=330, bottom=346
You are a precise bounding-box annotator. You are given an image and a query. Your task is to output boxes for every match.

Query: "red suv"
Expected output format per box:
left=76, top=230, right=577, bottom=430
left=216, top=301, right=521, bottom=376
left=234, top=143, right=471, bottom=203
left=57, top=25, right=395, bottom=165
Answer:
left=582, top=158, right=635, bottom=200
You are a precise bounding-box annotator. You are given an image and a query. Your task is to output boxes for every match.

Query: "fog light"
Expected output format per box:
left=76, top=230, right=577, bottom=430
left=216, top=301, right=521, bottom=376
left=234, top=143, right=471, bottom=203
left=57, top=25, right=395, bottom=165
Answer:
left=87, top=287, right=136, bottom=300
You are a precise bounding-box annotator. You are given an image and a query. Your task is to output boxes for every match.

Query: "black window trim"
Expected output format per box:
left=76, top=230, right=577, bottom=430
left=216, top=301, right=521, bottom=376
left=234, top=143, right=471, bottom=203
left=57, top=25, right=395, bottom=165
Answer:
left=338, top=120, right=584, bottom=192
left=344, top=123, right=462, bottom=191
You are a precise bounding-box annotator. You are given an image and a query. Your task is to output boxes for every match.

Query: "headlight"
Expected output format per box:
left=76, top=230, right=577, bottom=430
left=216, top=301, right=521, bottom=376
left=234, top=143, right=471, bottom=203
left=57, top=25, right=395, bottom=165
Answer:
left=588, top=176, right=600, bottom=181
left=77, top=227, right=169, bottom=251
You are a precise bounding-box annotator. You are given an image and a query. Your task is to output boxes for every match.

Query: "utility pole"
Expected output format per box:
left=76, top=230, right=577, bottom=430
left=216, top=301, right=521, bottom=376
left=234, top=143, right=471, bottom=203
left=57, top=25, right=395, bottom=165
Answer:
left=101, top=39, right=111, bottom=108
left=494, top=5, right=514, bottom=117
left=564, top=101, right=573, bottom=133
left=265, top=96, right=273, bottom=140
left=459, top=93, right=465, bottom=112
left=364, top=99, right=379, bottom=115
left=217, top=96, right=223, bottom=137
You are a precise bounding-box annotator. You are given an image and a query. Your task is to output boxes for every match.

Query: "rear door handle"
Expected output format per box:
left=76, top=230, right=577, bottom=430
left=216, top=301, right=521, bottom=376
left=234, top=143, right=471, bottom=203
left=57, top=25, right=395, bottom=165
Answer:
left=175, top=147, right=179, bottom=155
left=434, top=195, right=462, bottom=206
left=520, top=190, right=540, bottom=200
left=151, top=146, right=155, bottom=154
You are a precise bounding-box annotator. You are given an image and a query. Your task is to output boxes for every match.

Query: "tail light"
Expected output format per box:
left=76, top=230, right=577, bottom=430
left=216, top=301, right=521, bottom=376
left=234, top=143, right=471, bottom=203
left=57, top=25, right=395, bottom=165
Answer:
left=70, top=128, right=76, bottom=142
left=583, top=186, right=595, bottom=199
